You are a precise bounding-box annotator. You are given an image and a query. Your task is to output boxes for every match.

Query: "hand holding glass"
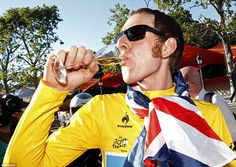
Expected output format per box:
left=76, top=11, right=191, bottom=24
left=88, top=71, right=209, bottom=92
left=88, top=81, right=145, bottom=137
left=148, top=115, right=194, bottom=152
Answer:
left=52, top=43, right=121, bottom=84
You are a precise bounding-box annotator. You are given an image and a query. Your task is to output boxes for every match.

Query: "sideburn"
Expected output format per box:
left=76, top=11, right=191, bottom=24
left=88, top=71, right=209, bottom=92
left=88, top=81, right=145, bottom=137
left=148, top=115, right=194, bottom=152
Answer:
left=152, top=39, right=164, bottom=58
left=152, top=38, right=176, bottom=75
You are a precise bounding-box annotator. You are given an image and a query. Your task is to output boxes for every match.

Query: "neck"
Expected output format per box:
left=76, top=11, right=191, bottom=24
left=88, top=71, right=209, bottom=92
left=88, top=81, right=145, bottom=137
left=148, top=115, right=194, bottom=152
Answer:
left=137, top=70, right=174, bottom=91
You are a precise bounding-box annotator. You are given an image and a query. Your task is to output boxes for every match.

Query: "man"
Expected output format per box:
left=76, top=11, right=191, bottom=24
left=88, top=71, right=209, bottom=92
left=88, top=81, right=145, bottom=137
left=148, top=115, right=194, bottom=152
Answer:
left=180, top=66, right=236, bottom=142
left=3, top=8, right=236, bottom=166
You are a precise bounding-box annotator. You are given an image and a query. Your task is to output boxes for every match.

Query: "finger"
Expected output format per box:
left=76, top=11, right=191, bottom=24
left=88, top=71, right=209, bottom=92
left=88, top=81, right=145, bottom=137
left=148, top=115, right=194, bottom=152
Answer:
left=56, top=49, right=67, bottom=64
left=83, top=49, right=94, bottom=65
left=86, top=60, right=99, bottom=78
left=64, top=45, right=78, bottom=69
left=72, top=46, right=86, bottom=69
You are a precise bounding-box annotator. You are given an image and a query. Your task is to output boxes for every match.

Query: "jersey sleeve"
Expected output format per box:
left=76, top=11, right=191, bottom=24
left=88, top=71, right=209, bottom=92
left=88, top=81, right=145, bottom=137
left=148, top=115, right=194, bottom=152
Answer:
left=3, top=80, right=104, bottom=167
left=3, top=81, right=70, bottom=166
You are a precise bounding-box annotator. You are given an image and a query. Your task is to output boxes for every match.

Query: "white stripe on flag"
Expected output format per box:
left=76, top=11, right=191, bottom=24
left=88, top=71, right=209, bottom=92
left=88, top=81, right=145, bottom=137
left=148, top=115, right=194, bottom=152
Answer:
left=156, top=109, right=236, bottom=167
left=144, top=131, right=165, bottom=160
left=126, top=97, right=147, bottom=110
left=163, top=96, right=202, bottom=117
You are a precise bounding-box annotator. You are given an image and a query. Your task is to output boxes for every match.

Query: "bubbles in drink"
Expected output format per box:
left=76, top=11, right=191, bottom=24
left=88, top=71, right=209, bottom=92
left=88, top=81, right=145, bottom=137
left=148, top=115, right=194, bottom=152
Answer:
left=96, top=57, right=121, bottom=65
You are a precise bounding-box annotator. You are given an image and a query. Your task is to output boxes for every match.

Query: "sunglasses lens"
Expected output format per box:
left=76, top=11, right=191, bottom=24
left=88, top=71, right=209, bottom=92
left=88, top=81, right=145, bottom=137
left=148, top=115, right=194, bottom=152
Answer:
left=127, top=25, right=146, bottom=41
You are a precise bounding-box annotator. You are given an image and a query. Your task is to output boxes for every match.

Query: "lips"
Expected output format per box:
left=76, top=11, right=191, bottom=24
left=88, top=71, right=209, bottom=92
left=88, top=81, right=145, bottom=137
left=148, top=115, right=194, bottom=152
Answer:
left=119, top=54, right=130, bottom=66
left=120, top=57, right=129, bottom=66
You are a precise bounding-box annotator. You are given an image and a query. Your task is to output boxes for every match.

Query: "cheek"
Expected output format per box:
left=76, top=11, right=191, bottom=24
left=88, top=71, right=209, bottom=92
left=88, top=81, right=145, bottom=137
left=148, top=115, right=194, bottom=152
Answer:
left=121, top=55, right=161, bottom=84
left=121, top=43, right=160, bottom=83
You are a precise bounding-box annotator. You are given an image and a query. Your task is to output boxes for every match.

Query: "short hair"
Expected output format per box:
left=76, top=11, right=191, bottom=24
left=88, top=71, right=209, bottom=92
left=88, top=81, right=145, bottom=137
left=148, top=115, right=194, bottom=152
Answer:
left=131, top=8, right=184, bottom=74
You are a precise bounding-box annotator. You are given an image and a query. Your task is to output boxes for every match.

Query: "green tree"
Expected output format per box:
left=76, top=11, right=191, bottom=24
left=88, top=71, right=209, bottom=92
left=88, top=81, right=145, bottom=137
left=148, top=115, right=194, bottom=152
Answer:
left=102, top=3, right=130, bottom=45
left=101, top=3, right=130, bottom=73
left=0, top=17, right=20, bottom=93
left=154, top=0, right=236, bottom=95
left=0, top=5, right=62, bottom=92
left=228, top=12, right=236, bottom=44
left=168, top=6, right=219, bottom=48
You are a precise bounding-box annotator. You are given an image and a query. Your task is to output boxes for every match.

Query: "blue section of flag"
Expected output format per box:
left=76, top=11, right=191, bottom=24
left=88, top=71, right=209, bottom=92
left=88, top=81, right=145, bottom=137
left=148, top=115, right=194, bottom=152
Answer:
left=127, top=85, right=150, bottom=108
left=169, top=149, right=208, bottom=167
left=123, top=128, right=146, bottom=167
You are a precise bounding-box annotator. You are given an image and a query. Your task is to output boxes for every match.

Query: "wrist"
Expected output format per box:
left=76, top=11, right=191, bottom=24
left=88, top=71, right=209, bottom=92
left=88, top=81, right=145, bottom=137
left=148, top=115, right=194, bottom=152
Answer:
left=41, top=79, right=72, bottom=92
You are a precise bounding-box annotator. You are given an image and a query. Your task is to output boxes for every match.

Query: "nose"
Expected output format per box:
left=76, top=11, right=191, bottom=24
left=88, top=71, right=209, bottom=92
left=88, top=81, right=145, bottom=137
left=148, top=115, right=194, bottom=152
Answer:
left=117, top=32, right=128, bottom=54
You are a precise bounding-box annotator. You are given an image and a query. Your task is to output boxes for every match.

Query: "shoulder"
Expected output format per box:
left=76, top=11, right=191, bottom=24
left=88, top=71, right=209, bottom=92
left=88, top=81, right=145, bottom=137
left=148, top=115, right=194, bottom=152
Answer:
left=90, top=93, right=126, bottom=104
left=193, top=99, right=219, bottom=111
left=211, top=93, right=226, bottom=102
left=92, top=93, right=126, bottom=100
left=211, top=93, right=230, bottom=107
left=70, top=92, right=127, bottom=122
left=193, top=99, right=222, bottom=119
left=77, top=92, right=126, bottom=113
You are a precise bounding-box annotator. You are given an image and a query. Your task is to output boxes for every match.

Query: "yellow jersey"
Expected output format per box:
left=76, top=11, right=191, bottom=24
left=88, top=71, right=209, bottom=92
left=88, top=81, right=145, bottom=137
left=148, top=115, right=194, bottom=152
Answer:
left=3, top=81, right=236, bottom=166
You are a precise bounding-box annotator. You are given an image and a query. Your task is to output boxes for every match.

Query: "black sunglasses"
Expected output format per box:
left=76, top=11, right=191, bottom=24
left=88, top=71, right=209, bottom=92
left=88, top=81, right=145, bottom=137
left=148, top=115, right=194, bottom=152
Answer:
left=117, top=24, right=166, bottom=42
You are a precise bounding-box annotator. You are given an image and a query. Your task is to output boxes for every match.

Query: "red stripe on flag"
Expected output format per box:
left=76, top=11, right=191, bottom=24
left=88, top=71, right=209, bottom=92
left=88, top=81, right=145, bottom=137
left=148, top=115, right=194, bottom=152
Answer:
left=146, top=108, right=161, bottom=148
left=152, top=97, right=221, bottom=141
left=133, top=108, right=149, bottom=118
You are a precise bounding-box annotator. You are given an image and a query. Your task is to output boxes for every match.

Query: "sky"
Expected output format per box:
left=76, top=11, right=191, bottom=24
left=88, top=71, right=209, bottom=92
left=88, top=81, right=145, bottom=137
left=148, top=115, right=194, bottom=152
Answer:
left=0, top=0, right=221, bottom=52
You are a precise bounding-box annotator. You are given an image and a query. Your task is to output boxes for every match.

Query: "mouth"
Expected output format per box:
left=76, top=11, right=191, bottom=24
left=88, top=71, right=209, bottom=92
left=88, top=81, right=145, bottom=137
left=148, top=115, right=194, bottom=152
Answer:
left=120, top=55, right=130, bottom=66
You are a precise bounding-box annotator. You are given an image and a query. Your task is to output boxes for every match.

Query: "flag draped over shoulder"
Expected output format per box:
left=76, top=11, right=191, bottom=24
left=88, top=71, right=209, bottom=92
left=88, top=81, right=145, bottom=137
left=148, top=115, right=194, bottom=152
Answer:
left=124, top=70, right=236, bottom=167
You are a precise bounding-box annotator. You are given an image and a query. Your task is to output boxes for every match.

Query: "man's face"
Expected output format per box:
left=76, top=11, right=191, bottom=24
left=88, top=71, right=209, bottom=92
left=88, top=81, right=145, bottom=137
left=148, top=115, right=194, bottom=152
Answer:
left=117, top=13, right=163, bottom=85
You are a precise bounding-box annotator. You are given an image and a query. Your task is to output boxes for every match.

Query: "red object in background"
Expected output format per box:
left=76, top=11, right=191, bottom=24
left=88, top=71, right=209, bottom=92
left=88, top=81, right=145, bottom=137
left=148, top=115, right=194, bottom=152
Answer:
left=101, top=72, right=123, bottom=88
left=204, top=75, right=229, bottom=86
left=79, top=72, right=124, bottom=92
left=207, top=43, right=236, bottom=61
left=180, top=44, right=225, bottom=68
left=180, top=43, right=236, bottom=68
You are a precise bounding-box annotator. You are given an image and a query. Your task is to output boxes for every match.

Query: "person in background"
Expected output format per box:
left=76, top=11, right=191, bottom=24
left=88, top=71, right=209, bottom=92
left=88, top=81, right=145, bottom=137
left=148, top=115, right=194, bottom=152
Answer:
left=0, top=98, right=8, bottom=164
left=69, top=92, right=93, bottom=115
left=68, top=92, right=101, bottom=167
left=0, top=95, right=23, bottom=141
left=180, top=66, right=236, bottom=142
left=0, top=95, right=23, bottom=164
left=0, top=140, right=7, bottom=164
left=3, top=8, right=236, bottom=166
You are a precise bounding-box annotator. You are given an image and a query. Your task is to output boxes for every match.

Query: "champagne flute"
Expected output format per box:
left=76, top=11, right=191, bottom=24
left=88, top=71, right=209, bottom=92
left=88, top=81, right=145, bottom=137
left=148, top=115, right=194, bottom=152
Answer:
left=52, top=43, right=121, bottom=84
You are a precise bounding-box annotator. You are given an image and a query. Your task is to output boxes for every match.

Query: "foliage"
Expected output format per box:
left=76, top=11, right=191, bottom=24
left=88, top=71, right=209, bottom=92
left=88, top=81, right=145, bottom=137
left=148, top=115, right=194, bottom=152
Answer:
left=153, top=0, right=236, bottom=45
left=101, top=3, right=130, bottom=73
left=153, top=0, right=236, bottom=94
left=0, top=5, right=62, bottom=93
left=102, top=3, right=130, bottom=45
left=228, top=13, right=236, bottom=44
left=168, top=6, right=219, bottom=48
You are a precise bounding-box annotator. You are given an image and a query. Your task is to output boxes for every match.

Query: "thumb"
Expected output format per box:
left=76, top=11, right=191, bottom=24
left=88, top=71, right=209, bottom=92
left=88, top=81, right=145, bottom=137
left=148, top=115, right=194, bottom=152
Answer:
left=85, top=60, right=99, bottom=78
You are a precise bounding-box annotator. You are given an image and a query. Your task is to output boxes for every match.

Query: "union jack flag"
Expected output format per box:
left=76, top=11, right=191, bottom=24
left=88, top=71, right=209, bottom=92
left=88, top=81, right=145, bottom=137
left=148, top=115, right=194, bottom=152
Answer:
left=124, top=71, right=236, bottom=167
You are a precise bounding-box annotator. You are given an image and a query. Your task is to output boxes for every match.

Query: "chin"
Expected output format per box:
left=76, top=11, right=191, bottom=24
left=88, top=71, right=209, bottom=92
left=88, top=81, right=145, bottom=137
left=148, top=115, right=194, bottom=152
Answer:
left=122, top=74, right=139, bottom=85
left=121, top=68, right=139, bottom=84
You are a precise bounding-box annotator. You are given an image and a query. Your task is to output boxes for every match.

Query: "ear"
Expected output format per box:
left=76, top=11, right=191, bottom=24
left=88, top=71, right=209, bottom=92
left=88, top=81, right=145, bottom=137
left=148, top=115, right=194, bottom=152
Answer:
left=162, top=37, right=177, bottom=59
